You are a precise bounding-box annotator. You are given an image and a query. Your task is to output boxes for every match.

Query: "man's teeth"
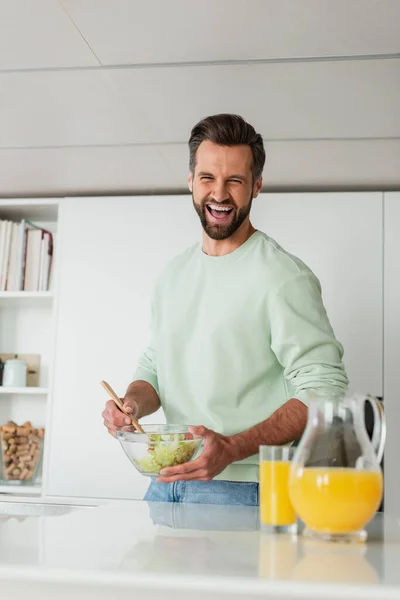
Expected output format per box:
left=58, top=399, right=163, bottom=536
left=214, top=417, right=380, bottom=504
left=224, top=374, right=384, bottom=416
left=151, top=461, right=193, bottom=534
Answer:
left=208, top=205, right=232, bottom=212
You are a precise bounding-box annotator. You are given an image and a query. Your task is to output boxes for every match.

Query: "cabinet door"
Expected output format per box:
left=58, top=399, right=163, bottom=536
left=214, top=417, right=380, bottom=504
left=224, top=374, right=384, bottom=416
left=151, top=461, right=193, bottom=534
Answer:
left=46, top=196, right=200, bottom=499
left=383, top=192, right=400, bottom=517
left=47, top=193, right=384, bottom=500
left=252, top=192, right=383, bottom=396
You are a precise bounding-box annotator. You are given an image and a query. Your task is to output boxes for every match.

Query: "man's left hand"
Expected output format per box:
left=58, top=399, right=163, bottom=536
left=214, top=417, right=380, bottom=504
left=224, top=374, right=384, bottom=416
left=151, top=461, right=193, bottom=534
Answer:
left=156, top=425, right=236, bottom=483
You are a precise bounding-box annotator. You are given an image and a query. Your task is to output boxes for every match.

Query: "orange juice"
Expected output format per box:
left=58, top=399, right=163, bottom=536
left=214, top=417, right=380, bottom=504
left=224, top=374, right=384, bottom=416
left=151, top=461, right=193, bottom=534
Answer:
left=260, top=460, right=296, bottom=526
left=289, top=467, right=383, bottom=534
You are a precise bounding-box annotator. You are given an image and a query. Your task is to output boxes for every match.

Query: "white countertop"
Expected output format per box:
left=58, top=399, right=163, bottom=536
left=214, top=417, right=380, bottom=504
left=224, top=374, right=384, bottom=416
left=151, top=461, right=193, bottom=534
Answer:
left=0, top=499, right=400, bottom=600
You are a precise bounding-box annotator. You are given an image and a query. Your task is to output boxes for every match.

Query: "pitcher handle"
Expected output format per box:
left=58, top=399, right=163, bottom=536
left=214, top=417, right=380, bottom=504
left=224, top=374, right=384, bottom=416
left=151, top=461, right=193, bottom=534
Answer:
left=365, top=395, right=386, bottom=464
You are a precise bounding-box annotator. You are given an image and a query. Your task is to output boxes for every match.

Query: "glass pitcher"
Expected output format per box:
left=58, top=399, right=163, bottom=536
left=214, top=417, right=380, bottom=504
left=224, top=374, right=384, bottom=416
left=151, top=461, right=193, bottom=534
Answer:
left=289, top=389, right=385, bottom=543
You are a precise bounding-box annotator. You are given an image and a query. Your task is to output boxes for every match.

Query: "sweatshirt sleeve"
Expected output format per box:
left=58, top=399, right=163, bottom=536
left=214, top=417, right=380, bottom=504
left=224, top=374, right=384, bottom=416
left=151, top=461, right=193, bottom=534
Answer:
left=269, top=272, right=349, bottom=405
left=132, top=293, right=160, bottom=396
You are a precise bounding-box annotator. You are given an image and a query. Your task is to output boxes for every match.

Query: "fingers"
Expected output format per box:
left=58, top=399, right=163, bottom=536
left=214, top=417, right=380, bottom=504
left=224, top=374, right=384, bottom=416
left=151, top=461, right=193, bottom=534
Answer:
left=102, top=404, right=130, bottom=427
left=158, top=437, right=216, bottom=482
left=158, top=451, right=214, bottom=479
left=122, top=399, right=138, bottom=419
left=157, top=468, right=211, bottom=483
left=160, top=457, right=202, bottom=477
left=104, top=420, right=117, bottom=437
left=189, top=425, right=209, bottom=437
left=102, top=398, right=136, bottom=433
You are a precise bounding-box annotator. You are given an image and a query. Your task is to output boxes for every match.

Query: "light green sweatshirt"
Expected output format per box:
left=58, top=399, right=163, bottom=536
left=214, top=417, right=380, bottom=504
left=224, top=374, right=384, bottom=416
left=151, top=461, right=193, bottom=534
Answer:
left=133, top=230, right=348, bottom=482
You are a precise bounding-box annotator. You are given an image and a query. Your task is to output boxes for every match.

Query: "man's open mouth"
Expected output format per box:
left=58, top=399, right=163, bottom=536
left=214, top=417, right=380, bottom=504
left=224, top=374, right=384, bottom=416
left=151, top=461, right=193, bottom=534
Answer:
left=206, top=204, right=235, bottom=222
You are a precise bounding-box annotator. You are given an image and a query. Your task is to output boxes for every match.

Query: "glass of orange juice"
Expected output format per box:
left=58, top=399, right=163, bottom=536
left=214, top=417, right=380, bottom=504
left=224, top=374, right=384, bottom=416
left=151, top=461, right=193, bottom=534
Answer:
left=259, top=446, right=297, bottom=534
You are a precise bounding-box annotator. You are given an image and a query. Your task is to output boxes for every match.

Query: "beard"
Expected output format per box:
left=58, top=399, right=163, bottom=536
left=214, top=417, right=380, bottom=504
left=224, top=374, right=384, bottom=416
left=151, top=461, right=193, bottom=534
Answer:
left=192, top=192, right=253, bottom=240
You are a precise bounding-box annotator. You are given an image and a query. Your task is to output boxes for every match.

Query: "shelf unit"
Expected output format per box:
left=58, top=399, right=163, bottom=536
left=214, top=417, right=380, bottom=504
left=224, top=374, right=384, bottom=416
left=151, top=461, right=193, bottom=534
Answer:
left=0, top=292, right=53, bottom=298
left=0, top=484, right=41, bottom=495
left=0, top=198, right=60, bottom=497
left=0, top=292, right=53, bottom=308
left=0, top=387, right=48, bottom=395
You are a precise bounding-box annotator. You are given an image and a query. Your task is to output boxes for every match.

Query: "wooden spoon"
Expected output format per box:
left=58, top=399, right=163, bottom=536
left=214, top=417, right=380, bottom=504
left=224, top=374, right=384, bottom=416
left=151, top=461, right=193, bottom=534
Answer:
left=100, top=380, right=145, bottom=434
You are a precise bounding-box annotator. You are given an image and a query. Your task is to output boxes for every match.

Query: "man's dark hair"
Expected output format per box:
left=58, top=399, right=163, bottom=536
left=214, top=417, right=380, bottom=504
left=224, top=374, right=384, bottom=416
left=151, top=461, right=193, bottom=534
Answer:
left=188, top=114, right=266, bottom=181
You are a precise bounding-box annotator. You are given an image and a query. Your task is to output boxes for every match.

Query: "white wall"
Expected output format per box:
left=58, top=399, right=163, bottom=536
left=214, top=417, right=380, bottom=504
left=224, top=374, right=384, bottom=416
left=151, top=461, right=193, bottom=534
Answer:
left=46, top=193, right=384, bottom=500
left=383, top=192, right=400, bottom=516
left=0, top=0, right=399, bottom=196
left=252, top=192, right=383, bottom=396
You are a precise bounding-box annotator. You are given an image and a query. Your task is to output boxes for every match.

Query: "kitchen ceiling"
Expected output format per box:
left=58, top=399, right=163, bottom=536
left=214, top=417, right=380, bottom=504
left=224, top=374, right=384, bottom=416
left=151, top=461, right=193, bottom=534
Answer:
left=0, top=0, right=399, bottom=196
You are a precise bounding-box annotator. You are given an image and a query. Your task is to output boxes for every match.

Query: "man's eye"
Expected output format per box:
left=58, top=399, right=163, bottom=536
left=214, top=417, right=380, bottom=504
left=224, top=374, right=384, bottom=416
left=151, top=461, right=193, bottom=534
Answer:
left=200, top=176, right=212, bottom=181
left=229, top=179, right=242, bottom=184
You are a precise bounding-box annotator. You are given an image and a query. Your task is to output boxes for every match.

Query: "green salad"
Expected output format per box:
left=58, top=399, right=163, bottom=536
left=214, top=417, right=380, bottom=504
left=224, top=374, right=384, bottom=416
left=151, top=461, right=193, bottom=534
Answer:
left=134, top=433, right=201, bottom=474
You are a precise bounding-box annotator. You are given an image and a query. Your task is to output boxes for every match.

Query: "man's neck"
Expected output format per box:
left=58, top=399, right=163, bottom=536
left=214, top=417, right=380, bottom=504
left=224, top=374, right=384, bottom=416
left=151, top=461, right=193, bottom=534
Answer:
left=202, top=221, right=257, bottom=257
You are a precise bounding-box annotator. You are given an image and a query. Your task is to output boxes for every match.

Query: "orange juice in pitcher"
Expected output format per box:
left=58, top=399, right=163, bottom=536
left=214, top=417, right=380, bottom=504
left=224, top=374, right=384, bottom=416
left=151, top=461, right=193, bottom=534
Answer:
left=289, top=390, right=385, bottom=543
left=290, top=467, right=383, bottom=535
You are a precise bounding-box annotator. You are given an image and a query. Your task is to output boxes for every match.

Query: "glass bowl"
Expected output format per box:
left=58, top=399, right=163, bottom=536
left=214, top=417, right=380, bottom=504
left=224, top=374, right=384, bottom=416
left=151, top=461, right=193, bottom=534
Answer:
left=116, top=424, right=203, bottom=478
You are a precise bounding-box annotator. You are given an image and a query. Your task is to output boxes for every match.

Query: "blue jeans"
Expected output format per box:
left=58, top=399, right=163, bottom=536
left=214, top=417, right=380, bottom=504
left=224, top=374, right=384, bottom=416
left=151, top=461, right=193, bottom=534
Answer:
left=144, top=479, right=259, bottom=506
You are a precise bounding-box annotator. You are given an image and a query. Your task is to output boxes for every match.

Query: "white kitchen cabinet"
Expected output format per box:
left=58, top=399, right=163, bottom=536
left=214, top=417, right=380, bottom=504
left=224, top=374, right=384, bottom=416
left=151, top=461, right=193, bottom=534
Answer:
left=252, top=192, right=383, bottom=396
left=45, top=196, right=200, bottom=499
left=46, top=193, right=384, bottom=500
left=383, top=192, right=400, bottom=517
left=0, top=199, right=59, bottom=496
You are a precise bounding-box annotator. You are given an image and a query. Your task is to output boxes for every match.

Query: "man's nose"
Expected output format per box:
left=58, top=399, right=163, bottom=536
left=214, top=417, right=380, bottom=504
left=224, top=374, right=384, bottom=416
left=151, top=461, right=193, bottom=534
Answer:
left=211, top=182, right=229, bottom=203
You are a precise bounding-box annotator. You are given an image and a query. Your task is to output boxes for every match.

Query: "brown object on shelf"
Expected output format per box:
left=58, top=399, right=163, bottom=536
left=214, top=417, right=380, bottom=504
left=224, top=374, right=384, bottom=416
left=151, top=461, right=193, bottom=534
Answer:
left=0, top=421, right=44, bottom=482
left=2, top=424, right=17, bottom=434
left=16, top=427, right=30, bottom=436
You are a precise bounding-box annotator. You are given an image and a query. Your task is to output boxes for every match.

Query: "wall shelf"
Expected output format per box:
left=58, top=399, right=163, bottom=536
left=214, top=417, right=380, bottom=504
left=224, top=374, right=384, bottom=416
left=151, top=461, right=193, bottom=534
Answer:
left=0, top=291, right=53, bottom=308
left=0, top=484, right=41, bottom=495
left=0, top=387, right=48, bottom=395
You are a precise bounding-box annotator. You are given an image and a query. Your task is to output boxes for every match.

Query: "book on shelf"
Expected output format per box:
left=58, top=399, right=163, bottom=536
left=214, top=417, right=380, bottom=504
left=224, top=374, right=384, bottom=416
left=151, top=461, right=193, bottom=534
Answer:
left=0, top=218, right=53, bottom=292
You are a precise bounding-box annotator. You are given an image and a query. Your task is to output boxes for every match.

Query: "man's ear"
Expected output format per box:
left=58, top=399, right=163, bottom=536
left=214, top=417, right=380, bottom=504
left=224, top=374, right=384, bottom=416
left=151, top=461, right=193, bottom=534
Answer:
left=253, top=176, right=262, bottom=199
left=188, top=172, right=193, bottom=193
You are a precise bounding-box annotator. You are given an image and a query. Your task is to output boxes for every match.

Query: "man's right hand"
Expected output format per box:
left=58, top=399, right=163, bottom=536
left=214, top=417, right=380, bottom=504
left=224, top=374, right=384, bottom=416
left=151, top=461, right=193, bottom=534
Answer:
left=102, top=398, right=139, bottom=437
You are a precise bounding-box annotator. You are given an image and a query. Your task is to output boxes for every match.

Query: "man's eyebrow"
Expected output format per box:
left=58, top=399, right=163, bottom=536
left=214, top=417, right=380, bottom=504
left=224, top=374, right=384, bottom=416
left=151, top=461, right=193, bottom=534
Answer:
left=228, top=174, right=247, bottom=181
left=197, top=171, right=214, bottom=177
left=197, top=171, right=247, bottom=181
